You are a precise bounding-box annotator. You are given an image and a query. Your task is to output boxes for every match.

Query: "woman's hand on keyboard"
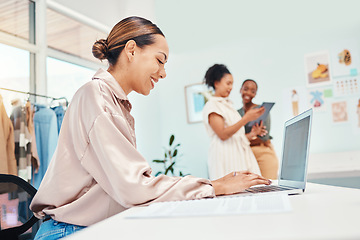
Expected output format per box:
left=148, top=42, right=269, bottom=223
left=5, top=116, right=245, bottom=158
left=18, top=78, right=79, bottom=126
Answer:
left=211, top=171, right=271, bottom=196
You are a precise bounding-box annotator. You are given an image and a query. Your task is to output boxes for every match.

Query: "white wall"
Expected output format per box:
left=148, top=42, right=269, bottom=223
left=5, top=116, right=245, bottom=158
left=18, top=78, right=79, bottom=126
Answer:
left=134, top=0, right=360, bottom=178
left=52, top=0, right=156, bottom=27
left=51, top=0, right=360, bottom=178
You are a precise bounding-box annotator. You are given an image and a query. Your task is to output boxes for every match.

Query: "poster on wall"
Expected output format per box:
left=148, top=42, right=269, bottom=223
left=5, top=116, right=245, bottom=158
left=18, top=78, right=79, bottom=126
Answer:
left=330, top=40, right=360, bottom=77
left=331, top=100, right=348, bottom=123
left=304, top=51, right=332, bottom=87
left=282, top=86, right=308, bottom=120
left=308, top=88, right=327, bottom=112
left=349, top=97, right=360, bottom=134
left=184, top=83, right=213, bottom=123
left=333, top=77, right=359, bottom=97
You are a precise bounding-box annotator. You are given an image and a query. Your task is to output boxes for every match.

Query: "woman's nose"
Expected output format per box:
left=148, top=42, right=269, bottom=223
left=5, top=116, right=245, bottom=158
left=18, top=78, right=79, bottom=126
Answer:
left=159, top=68, right=167, bottom=79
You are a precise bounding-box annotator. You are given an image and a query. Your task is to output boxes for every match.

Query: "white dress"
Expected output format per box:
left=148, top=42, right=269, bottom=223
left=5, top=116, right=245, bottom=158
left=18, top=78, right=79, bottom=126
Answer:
left=203, top=97, right=261, bottom=180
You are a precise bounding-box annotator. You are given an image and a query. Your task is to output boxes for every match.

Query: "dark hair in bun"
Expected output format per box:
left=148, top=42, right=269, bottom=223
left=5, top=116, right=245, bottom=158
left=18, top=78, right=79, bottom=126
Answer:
left=92, top=16, right=164, bottom=65
left=92, top=39, right=108, bottom=60
left=204, top=64, right=231, bottom=89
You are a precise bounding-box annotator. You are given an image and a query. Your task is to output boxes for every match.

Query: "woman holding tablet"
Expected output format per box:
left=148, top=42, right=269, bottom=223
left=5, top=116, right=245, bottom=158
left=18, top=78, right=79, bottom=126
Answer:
left=238, top=79, right=279, bottom=179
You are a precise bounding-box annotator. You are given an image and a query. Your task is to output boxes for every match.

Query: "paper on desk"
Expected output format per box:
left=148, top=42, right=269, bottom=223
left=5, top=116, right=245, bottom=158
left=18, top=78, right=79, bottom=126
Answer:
left=127, top=193, right=292, bottom=218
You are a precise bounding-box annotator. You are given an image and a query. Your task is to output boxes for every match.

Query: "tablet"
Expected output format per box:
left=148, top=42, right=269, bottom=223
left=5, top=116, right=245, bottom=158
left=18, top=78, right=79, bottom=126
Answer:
left=247, top=102, right=275, bottom=127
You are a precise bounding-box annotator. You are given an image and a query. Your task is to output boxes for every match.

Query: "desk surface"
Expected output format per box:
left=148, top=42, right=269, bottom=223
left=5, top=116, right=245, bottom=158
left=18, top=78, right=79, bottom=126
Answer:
left=67, top=183, right=360, bottom=240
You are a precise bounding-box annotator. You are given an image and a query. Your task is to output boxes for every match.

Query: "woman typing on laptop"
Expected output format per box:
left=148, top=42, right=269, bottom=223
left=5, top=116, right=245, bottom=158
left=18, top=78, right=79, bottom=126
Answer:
left=30, top=18, right=270, bottom=240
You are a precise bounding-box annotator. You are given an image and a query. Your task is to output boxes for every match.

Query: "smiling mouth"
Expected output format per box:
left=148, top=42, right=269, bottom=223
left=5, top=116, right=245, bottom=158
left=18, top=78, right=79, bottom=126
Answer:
left=150, top=77, right=157, bottom=89
left=243, top=95, right=251, bottom=100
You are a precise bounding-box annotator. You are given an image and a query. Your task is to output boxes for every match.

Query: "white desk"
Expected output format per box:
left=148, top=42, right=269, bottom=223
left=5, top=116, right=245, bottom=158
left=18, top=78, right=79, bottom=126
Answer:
left=67, top=183, right=360, bottom=240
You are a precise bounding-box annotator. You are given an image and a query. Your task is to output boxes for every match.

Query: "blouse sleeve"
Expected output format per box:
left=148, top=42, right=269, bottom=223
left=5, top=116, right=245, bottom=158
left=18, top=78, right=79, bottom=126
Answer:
left=202, top=100, right=224, bottom=123
left=80, top=111, right=215, bottom=208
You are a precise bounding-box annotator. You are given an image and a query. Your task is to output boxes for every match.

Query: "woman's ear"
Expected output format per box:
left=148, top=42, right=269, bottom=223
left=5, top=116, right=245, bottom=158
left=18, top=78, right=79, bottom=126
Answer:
left=124, top=40, right=136, bottom=62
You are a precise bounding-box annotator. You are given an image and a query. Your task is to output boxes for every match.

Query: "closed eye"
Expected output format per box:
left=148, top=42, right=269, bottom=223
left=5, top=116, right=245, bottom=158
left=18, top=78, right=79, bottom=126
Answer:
left=158, top=59, right=164, bottom=65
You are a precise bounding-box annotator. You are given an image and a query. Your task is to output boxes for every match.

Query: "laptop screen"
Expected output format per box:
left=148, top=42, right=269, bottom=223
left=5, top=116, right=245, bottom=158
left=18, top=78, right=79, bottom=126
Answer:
left=280, top=114, right=311, bottom=182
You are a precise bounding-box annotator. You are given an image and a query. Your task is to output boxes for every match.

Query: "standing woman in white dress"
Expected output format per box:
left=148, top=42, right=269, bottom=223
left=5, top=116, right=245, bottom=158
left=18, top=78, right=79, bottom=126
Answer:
left=202, top=64, right=267, bottom=180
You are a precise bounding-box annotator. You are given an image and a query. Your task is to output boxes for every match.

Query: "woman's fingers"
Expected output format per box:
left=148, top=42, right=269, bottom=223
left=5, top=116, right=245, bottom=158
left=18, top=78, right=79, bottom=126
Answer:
left=247, top=173, right=263, bottom=180
left=233, top=171, right=269, bottom=182
left=260, top=129, right=268, bottom=136
left=250, top=179, right=271, bottom=186
left=258, top=107, right=265, bottom=115
left=214, top=171, right=272, bottom=195
left=246, top=173, right=271, bottom=184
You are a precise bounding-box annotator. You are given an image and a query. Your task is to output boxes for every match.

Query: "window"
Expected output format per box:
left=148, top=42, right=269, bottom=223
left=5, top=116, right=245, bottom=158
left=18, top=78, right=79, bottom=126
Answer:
left=0, top=0, right=105, bottom=111
left=47, top=8, right=107, bottom=63
left=0, top=43, right=30, bottom=115
left=0, top=0, right=31, bottom=41
left=47, top=57, right=95, bottom=102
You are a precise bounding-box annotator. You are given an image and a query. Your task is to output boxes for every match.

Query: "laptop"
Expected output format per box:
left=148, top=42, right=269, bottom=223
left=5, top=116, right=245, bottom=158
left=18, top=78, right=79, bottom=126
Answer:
left=244, top=108, right=313, bottom=195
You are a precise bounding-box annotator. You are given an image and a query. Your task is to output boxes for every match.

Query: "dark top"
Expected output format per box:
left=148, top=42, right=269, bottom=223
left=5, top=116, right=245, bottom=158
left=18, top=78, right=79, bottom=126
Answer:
left=238, top=106, right=272, bottom=142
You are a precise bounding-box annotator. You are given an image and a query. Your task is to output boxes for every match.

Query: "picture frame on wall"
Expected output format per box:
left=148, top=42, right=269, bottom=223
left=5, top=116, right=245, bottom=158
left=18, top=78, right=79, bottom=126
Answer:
left=304, top=51, right=332, bottom=87
left=330, top=39, right=359, bottom=77
left=184, top=83, right=212, bottom=123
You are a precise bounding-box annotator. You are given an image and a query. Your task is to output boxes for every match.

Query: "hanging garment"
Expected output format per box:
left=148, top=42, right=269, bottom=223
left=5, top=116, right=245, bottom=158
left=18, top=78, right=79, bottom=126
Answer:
left=0, top=94, right=17, bottom=175
left=10, top=103, right=32, bottom=181
left=26, top=101, right=40, bottom=173
left=51, top=106, right=65, bottom=134
left=33, top=105, right=58, bottom=189
left=19, top=106, right=30, bottom=181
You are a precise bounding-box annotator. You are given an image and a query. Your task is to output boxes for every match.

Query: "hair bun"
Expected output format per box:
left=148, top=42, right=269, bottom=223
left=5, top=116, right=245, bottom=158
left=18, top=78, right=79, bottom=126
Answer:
left=92, top=39, right=108, bottom=60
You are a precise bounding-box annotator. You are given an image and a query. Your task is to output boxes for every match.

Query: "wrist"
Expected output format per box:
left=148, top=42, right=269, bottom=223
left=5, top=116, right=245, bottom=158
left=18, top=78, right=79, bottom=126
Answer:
left=211, top=180, right=225, bottom=196
left=242, top=114, right=250, bottom=123
left=251, top=134, right=257, bottom=140
left=248, top=132, right=257, bottom=140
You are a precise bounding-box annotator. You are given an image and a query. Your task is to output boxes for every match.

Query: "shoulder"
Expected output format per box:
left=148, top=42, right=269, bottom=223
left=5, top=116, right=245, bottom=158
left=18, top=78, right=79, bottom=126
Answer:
left=75, top=79, right=109, bottom=96
left=205, top=97, right=225, bottom=106
left=73, top=79, right=119, bottom=107
left=204, top=98, right=221, bottom=110
left=203, top=98, right=226, bottom=118
left=67, top=80, right=111, bottom=120
left=237, top=107, right=244, bottom=116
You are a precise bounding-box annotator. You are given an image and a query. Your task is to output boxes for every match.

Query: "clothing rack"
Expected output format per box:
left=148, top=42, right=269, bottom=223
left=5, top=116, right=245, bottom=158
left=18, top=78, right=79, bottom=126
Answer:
left=0, top=87, right=68, bottom=106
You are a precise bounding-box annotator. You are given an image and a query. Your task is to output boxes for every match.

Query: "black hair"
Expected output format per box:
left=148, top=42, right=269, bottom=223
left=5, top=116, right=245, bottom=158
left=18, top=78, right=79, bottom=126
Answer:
left=241, top=79, right=258, bottom=90
left=204, top=64, right=231, bottom=89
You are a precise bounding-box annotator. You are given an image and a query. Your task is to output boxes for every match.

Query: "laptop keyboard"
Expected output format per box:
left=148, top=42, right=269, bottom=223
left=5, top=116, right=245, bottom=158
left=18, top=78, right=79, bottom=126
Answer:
left=245, top=185, right=294, bottom=193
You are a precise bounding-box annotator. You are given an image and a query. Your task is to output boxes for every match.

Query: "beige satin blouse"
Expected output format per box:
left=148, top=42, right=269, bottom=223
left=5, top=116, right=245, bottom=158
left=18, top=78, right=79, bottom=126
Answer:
left=30, top=68, right=215, bottom=226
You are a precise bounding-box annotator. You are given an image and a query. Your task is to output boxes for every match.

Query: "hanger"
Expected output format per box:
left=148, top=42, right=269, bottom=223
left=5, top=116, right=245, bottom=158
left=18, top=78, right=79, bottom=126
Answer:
left=0, top=87, right=68, bottom=108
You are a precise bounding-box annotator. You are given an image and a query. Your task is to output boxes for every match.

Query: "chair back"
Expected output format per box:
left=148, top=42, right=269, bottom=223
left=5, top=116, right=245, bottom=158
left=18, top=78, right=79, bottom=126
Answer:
left=0, top=174, right=40, bottom=240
